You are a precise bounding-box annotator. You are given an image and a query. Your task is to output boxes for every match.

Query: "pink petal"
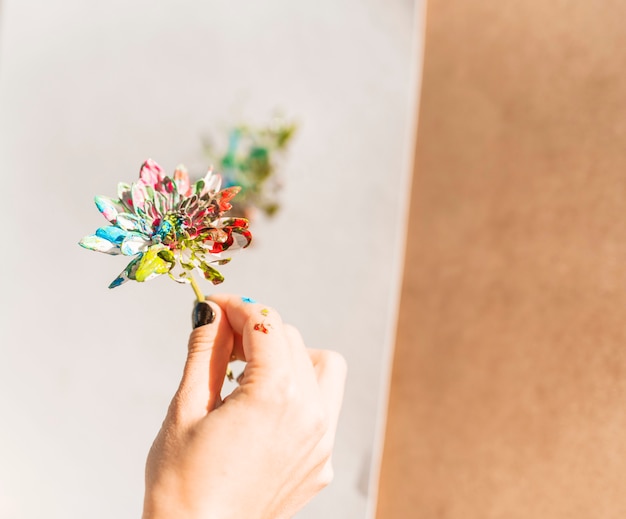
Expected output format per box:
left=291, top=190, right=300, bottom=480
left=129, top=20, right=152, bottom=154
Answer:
left=131, top=183, right=148, bottom=213
left=139, top=159, right=165, bottom=187
left=174, top=165, right=192, bottom=196
left=94, top=196, right=123, bottom=224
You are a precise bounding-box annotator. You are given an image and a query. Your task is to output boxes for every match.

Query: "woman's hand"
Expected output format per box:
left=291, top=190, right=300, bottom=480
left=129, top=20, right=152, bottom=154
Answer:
left=143, top=294, right=347, bottom=519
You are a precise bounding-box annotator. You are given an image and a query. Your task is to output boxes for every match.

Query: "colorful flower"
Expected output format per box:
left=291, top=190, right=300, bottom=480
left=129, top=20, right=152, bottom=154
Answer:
left=79, top=159, right=252, bottom=289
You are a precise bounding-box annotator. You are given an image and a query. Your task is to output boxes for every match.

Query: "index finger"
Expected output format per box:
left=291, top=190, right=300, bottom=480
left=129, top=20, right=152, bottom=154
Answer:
left=208, top=293, right=291, bottom=369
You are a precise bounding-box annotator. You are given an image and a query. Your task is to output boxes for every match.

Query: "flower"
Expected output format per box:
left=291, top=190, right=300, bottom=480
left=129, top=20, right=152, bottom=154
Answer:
left=79, top=159, right=252, bottom=289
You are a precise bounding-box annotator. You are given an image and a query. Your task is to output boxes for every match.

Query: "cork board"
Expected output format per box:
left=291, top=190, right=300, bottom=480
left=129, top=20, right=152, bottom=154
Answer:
left=376, top=1, right=626, bottom=517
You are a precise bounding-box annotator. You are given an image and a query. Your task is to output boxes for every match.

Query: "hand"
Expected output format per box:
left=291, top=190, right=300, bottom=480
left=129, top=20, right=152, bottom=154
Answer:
left=143, top=294, right=347, bottom=519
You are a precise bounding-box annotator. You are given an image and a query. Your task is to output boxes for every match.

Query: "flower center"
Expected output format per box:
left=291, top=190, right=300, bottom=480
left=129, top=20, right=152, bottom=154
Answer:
left=153, top=213, right=187, bottom=246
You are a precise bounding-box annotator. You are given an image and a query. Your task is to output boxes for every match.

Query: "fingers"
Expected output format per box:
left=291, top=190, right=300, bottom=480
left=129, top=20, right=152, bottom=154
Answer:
left=304, top=349, right=347, bottom=493
left=172, top=301, right=234, bottom=421
left=208, top=294, right=295, bottom=370
left=307, top=349, right=347, bottom=436
left=230, top=333, right=245, bottom=362
left=207, top=295, right=346, bottom=427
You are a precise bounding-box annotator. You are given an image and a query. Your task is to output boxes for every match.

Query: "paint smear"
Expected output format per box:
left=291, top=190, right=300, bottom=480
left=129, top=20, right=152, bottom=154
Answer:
left=254, top=322, right=270, bottom=334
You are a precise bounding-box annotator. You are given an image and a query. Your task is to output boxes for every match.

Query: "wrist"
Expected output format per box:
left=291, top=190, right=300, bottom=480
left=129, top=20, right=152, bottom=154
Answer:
left=143, top=493, right=237, bottom=519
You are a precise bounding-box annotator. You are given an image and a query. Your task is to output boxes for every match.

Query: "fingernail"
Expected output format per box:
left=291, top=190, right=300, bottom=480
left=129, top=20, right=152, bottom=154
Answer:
left=193, top=301, right=215, bottom=329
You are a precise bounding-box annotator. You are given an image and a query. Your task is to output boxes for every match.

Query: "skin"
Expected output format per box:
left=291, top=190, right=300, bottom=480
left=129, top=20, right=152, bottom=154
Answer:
left=143, top=294, right=347, bottom=519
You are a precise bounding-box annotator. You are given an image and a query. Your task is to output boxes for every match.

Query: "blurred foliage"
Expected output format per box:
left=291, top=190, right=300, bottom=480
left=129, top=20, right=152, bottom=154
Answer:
left=203, top=117, right=297, bottom=219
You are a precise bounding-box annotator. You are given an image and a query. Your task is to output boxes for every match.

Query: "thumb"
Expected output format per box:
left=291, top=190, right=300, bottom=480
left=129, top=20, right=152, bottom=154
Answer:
left=174, top=300, right=234, bottom=420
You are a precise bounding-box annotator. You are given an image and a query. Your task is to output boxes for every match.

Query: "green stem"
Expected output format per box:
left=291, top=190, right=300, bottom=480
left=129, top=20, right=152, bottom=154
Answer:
left=189, top=275, right=205, bottom=302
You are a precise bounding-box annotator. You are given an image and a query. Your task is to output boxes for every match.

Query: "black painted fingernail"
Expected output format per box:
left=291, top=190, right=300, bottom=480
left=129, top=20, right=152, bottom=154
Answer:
left=193, top=301, right=215, bottom=329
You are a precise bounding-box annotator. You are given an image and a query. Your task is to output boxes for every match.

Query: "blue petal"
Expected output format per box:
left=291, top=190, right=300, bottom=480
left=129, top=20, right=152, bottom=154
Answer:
left=96, top=226, right=128, bottom=245
left=108, top=255, right=142, bottom=288
left=94, top=196, right=122, bottom=223
left=108, top=275, right=127, bottom=288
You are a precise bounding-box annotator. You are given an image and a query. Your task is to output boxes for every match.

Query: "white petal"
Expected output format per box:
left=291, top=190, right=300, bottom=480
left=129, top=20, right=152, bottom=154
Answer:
left=116, top=214, right=140, bottom=231
left=203, top=168, right=222, bottom=195
left=79, top=235, right=121, bottom=255
left=120, top=233, right=152, bottom=256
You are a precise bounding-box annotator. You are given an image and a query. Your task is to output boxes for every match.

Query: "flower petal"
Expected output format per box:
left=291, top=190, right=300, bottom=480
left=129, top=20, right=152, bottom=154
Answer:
left=139, top=159, right=165, bottom=188
left=200, top=226, right=252, bottom=254
left=198, top=259, right=225, bottom=285
left=120, top=232, right=152, bottom=256
left=213, top=217, right=252, bottom=249
left=167, top=259, right=193, bottom=284
left=157, top=249, right=176, bottom=263
left=193, top=178, right=205, bottom=196
left=117, top=182, right=130, bottom=197
left=116, top=213, right=150, bottom=234
left=215, top=186, right=241, bottom=212
left=108, top=274, right=128, bottom=288
left=94, top=196, right=124, bottom=224
left=134, top=246, right=172, bottom=282
left=153, top=191, right=169, bottom=216
left=131, top=182, right=148, bottom=213
left=197, top=168, right=221, bottom=196
left=79, top=235, right=121, bottom=255
left=216, top=217, right=250, bottom=229
left=174, top=164, right=191, bottom=196
left=116, top=213, right=139, bottom=231
left=231, top=229, right=252, bottom=249
left=161, top=177, right=178, bottom=206
left=168, top=270, right=191, bottom=284
left=108, top=255, right=142, bottom=288
left=95, top=225, right=128, bottom=245
left=194, top=249, right=231, bottom=266
left=117, top=182, right=134, bottom=211
left=143, top=199, right=159, bottom=222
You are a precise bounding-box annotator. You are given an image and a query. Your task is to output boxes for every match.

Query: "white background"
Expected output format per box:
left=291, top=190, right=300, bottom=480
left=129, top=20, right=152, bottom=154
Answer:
left=0, top=1, right=419, bottom=517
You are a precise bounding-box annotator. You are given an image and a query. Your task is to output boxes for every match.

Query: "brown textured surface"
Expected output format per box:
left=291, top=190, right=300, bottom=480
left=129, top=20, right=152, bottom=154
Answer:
left=377, top=1, right=626, bottom=518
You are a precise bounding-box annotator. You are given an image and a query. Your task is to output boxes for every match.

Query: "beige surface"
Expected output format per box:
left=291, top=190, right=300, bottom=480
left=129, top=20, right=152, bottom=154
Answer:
left=377, top=1, right=626, bottom=517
